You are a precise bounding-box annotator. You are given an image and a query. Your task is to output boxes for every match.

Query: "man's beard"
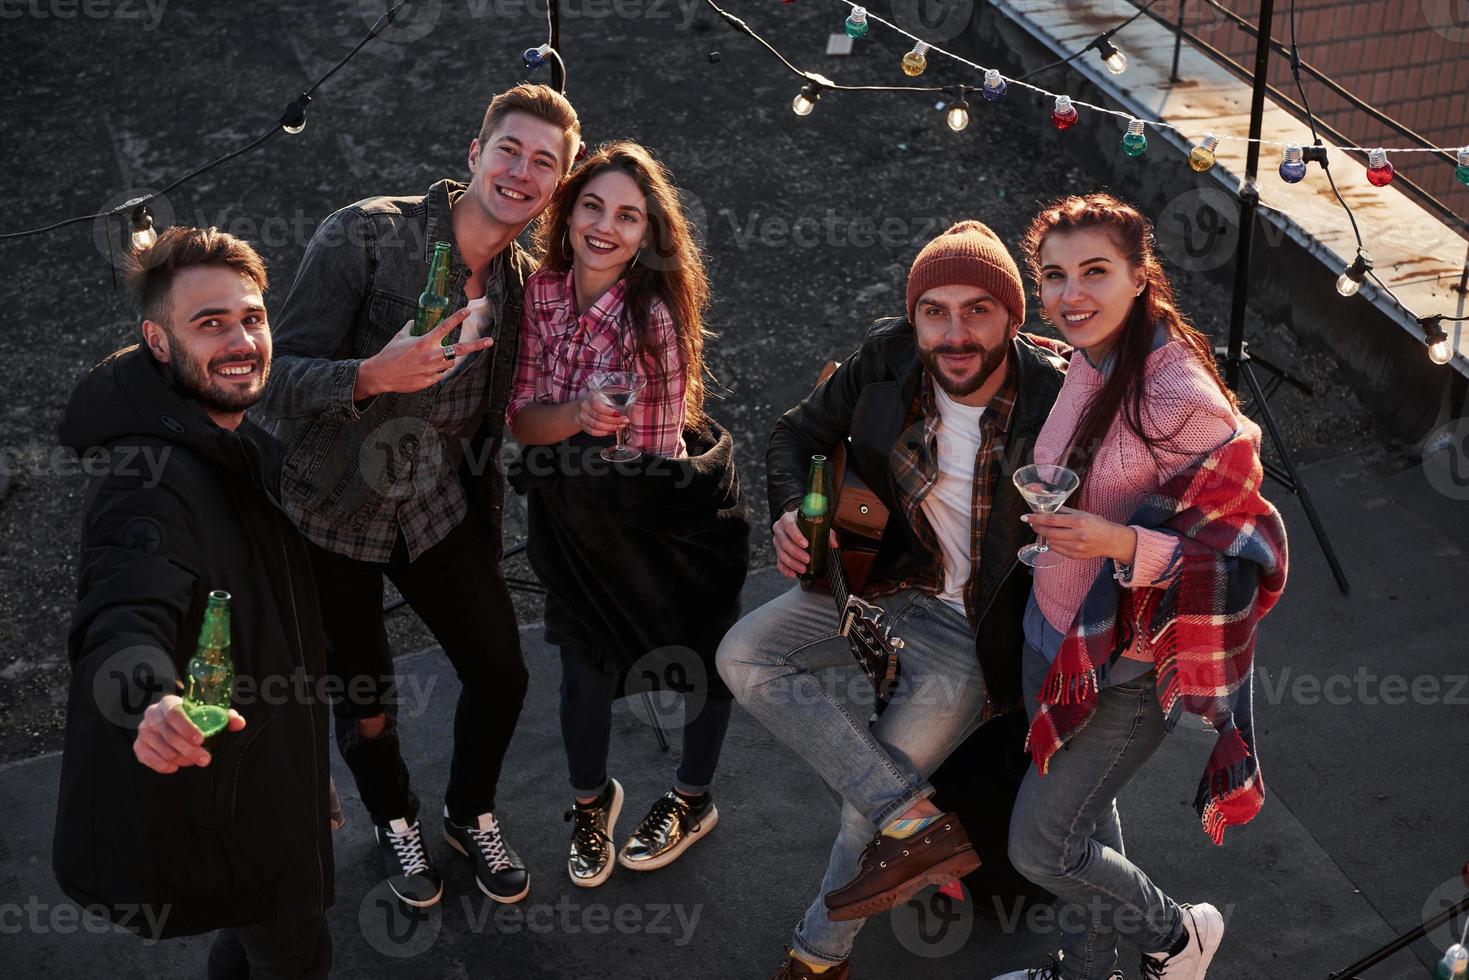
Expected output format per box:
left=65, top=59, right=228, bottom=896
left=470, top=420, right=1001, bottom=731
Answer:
left=918, top=340, right=1009, bottom=398
left=165, top=348, right=270, bottom=415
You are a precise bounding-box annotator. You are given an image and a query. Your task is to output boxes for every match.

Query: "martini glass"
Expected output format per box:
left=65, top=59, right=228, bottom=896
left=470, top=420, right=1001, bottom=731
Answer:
left=1014, top=463, right=1080, bottom=568
left=588, top=370, right=646, bottom=462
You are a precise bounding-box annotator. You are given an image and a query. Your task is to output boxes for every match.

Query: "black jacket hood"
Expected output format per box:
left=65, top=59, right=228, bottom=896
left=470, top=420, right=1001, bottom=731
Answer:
left=59, top=343, right=283, bottom=488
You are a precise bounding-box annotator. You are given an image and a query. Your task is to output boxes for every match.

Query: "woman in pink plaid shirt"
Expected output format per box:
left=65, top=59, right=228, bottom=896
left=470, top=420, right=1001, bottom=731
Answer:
left=508, top=141, right=740, bottom=891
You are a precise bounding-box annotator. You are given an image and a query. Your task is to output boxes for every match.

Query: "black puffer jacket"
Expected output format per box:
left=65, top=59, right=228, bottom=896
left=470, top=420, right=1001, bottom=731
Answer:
left=766, top=323, right=1067, bottom=710
left=53, top=344, right=332, bottom=939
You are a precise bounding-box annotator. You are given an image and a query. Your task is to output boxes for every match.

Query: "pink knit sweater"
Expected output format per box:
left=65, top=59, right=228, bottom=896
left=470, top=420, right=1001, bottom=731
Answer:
left=1032, top=340, right=1241, bottom=636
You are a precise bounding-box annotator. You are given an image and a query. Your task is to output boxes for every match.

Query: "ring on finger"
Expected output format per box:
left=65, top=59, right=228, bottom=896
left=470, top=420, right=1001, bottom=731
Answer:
left=442, top=345, right=457, bottom=361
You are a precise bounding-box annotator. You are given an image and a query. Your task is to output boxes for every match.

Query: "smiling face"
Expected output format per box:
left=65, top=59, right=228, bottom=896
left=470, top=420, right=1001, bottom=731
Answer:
left=1037, top=227, right=1146, bottom=361
left=567, top=169, right=649, bottom=275
left=466, top=110, right=569, bottom=231
left=912, top=283, right=1015, bottom=404
left=142, top=264, right=271, bottom=427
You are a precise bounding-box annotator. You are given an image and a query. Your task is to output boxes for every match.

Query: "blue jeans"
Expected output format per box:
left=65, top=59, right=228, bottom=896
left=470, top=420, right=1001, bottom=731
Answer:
left=1009, top=642, right=1182, bottom=979
left=559, top=645, right=733, bottom=796
left=716, top=585, right=985, bottom=966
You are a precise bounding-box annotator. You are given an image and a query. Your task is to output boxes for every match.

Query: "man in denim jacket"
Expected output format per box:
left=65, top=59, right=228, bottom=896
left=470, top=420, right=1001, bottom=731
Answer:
left=253, top=83, right=580, bottom=909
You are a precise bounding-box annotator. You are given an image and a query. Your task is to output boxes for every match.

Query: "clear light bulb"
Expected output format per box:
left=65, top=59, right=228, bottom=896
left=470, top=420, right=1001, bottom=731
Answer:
left=1188, top=135, right=1219, bottom=172
left=844, top=6, right=868, bottom=38
left=902, top=42, right=928, bottom=77
left=1098, top=39, right=1127, bottom=75
left=792, top=83, right=820, bottom=116
left=981, top=68, right=1007, bottom=102
left=1279, top=143, right=1307, bottom=183
left=1336, top=252, right=1370, bottom=297
left=129, top=205, right=156, bottom=251
left=1430, top=337, right=1453, bottom=365
left=283, top=116, right=305, bottom=135
left=947, top=98, right=970, bottom=132
left=1365, top=147, right=1395, bottom=186
left=1121, top=118, right=1147, bottom=157
left=280, top=95, right=310, bottom=135
left=1051, top=95, right=1078, bottom=131
left=1457, top=147, right=1469, bottom=188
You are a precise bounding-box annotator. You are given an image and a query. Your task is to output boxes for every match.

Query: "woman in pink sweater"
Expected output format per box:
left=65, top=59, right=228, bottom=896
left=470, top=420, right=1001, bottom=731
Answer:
left=992, top=194, right=1246, bottom=980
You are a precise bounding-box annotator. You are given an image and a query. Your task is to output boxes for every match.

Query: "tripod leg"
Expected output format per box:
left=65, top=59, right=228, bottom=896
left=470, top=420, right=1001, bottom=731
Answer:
left=641, top=690, right=670, bottom=752
left=1240, top=361, right=1351, bottom=594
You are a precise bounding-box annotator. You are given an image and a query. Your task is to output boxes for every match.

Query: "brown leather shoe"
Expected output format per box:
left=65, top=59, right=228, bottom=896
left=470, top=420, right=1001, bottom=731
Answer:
left=768, top=949, right=851, bottom=980
left=822, top=812, right=980, bottom=922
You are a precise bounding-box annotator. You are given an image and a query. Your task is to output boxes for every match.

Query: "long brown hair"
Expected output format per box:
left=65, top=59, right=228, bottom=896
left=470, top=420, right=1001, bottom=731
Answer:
left=1019, top=193, right=1236, bottom=493
left=531, top=140, right=712, bottom=428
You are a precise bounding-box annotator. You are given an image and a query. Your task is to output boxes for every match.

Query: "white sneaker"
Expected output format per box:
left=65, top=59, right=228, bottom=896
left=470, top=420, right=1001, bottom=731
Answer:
left=1142, top=903, right=1224, bottom=979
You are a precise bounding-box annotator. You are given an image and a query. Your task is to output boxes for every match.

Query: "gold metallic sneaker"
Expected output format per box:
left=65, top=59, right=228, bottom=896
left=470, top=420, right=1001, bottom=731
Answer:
left=618, top=789, right=719, bottom=872
left=565, top=778, right=623, bottom=888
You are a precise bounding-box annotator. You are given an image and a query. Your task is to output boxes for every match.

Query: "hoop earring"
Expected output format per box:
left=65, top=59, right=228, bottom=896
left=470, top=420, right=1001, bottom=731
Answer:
left=629, top=247, right=643, bottom=269
left=562, top=230, right=574, bottom=262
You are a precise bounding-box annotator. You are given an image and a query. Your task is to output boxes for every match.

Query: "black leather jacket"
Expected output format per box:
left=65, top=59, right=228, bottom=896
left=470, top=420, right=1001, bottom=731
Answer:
left=766, top=320, right=1067, bottom=709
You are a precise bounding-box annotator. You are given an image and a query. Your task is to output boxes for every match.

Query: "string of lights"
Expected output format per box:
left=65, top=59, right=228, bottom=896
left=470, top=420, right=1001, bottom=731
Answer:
left=807, top=0, right=1469, bottom=173
left=714, top=0, right=1465, bottom=364
left=0, top=1, right=415, bottom=245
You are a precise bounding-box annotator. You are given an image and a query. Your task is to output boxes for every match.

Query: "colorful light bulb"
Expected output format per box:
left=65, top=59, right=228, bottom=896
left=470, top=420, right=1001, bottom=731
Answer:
left=1188, top=135, right=1219, bottom=173
left=1457, top=147, right=1469, bottom=187
left=1097, top=38, right=1127, bottom=75
left=1438, top=942, right=1468, bottom=978
left=844, top=6, right=868, bottom=38
left=946, top=87, right=970, bottom=132
left=981, top=68, right=1007, bottom=102
left=792, top=82, right=821, bottom=116
left=1121, top=118, right=1147, bottom=157
left=1051, top=95, right=1078, bottom=131
left=902, top=42, right=929, bottom=77
left=1279, top=143, right=1307, bottom=183
left=1365, top=147, right=1395, bottom=186
left=523, top=43, right=551, bottom=70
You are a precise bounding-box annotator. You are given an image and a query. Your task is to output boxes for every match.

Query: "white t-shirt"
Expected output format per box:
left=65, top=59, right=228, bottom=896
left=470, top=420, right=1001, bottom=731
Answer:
left=443, top=294, right=491, bottom=379
left=920, top=385, right=988, bottom=614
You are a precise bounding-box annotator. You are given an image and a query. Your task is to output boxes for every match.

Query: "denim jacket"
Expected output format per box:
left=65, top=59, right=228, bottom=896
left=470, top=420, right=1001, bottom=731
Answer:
left=251, top=179, right=535, bottom=560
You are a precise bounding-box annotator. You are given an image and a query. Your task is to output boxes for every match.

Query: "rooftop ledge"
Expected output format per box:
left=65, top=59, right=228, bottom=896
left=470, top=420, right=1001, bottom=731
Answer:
left=988, top=0, right=1469, bottom=380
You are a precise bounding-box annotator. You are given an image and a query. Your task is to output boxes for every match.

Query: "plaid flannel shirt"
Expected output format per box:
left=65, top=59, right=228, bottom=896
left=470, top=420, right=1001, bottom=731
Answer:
left=885, top=360, right=1019, bottom=625
left=507, top=268, right=687, bottom=459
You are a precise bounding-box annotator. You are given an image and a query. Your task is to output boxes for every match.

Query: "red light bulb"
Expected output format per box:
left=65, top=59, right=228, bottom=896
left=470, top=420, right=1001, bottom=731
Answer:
left=1365, top=148, right=1394, bottom=187
left=1051, top=95, right=1078, bottom=131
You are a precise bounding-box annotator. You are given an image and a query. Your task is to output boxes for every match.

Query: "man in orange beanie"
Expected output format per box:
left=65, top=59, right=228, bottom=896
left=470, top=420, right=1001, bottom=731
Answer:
left=718, top=221, right=1069, bottom=978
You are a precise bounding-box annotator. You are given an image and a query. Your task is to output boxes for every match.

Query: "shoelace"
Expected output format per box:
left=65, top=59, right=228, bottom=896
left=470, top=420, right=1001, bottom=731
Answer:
left=565, top=805, right=609, bottom=857
left=385, top=823, right=430, bottom=876
left=464, top=815, right=514, bottom=873
left=636, top=793, right=692, bottom=841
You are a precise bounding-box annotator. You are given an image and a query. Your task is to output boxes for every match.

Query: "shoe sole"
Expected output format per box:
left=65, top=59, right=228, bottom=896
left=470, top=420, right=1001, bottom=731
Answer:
left=1185, top=905, right=1224, bottom=980
left=443, top=832, right=532, bottom=904
left=617, top=804, right=719, bottom=872
left=569, top=778, right=624, bottom=889
left=388, top=875, right=444, bottom=909
left=824, top=848, right=981, bottom=922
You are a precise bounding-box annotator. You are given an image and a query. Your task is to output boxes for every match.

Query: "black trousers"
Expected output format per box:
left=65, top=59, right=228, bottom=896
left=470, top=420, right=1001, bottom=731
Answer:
left=308, top=510, right=529, bottom=826
left=206, top=914, right=331, bottom=980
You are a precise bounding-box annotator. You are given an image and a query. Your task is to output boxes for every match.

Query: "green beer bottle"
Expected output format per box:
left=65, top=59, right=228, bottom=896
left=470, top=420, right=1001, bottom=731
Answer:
left=411, top=241, right=453, bottom=343
left=182, top=590, right=235, bottom=742
left=796, top=455, right=832, bottom=586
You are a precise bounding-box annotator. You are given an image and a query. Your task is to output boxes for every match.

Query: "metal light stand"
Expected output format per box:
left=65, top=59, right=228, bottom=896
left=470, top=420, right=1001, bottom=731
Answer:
left=1221, top=0, right=1350, bottom=594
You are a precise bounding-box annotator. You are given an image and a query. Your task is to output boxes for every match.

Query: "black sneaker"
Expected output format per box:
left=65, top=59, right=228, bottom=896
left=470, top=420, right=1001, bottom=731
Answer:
left=374, top=817, right=444, bottom=908
left=444, top=809, right=530, bottom=904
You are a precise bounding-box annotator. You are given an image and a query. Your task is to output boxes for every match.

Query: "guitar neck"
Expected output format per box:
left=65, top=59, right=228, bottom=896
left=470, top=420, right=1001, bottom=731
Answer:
left=827, top=543, right=851, bottom=608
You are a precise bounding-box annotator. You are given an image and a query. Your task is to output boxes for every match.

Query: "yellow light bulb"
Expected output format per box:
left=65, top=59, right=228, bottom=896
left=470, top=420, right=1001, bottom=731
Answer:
left=902, top=42, right=928, bottom=77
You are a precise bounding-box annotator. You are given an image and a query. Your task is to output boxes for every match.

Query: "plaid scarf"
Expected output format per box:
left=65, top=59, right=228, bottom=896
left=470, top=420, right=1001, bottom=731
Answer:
left=1027, top=418, right=1288, bottom=844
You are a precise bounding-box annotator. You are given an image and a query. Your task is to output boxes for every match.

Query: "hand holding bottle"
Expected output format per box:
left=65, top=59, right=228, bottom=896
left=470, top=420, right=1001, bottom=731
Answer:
left=133, top=695, right=247, bottom=774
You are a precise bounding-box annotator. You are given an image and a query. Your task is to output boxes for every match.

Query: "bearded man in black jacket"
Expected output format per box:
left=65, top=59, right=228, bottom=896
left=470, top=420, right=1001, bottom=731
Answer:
left=53, top=227, right=333, bottom=979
